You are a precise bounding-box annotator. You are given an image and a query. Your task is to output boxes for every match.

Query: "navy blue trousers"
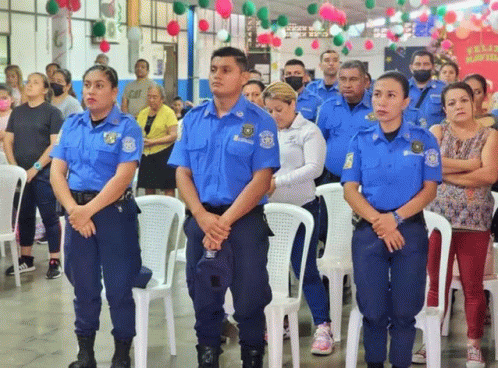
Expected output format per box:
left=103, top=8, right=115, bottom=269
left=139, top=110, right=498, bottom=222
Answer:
left=64, top=199, right=141, bottom=340
left=185, top=210, right=272, bottom=350
left=352, top=221, right=428, bottom=368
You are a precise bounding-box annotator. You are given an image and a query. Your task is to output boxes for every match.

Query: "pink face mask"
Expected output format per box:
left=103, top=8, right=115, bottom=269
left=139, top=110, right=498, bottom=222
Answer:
left=0, top=99, right=11, bottom=111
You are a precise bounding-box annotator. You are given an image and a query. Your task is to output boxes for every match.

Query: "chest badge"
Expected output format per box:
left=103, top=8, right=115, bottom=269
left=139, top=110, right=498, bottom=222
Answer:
left=411, top=140, right=424, bottom=154
left=103, top=131, right=118, bottom=145
left=242, top=123, right=255, bottom=138
left=366, top=112, right=377, bottom=121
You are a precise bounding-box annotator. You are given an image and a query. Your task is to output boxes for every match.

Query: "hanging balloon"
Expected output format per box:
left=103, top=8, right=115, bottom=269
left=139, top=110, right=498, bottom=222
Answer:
left=333, top=33, right=344, bottom=46
left=444, top=10, right=457, bottom=24
left=389, top=42, right=397, bottom=51
left=386, top=7, right=395, bottom=17
left=275, top=27, right=286, bottom=39
left=127, top=26, right=141, bottom=41
left=419, top=12, right=429, bottom=22
left=217, top=29, right=229, bottom=41
left=436, top=5, right=447, bottom=17
left=431, top=30, right=440, bottom=39
left=307, top=3, right=318, bottom=15
left=343, top=24, right=350, bottom=31
left=319, top=3, right=336, bottom=22
left=401, top=12, right=410, bottom=22
left=365, top=0, right=375, bottom=10
left=277, top=15, right=289, bottom=27
left=294, top=47, right=304, bottom=57
left=392, top=24, right=404, bottom=36
left=261, top=19, right=270, bottom=29
left=446, top=24, right=455, bottom=32
left=68, top=0, right=80, bottom=11
left=311, top=39, right=320, bottom=49
left=421, top=0, right=429, bottom=4
left=272, top=37, right=282, bottom=47
left=257, top=33, right=271, bottom=44
left=56, top=0, right=68, bottom=7
left=100, top=40, right=110, bottom=53
left=312, top=20, right=323, bottom=31
left=329, top=24, right=342, bottom=36
left=199, top=19, right=210, bottom=32
left=92, top=21, right=106, bottom=37
left=173, top=2, right=187, bottom=15
left=397, top=0, right=406, bottom=5
left=166, top=20, right=181, bottom=36
left=242, top=1, right=256, bottom=16
left=342, top=46, right=349, bottom=55
left=429, top=6, right=437, bottom=15
left=364, top=39, right=374, bottom=50
left=101, top=2, right=115, bottom=17
left=345, top=40, right=353, bottom=50
left=46, top=0, right=59, bottom=15
left=271, top=22, right=279, bottom=33
left=409, top=0, right=421, bottom=8
left=224, top=34, right=231, bottom=43
left=198, top=0, right=210, bottom=8
left=441, top=39, right=452, bottom=50
left=215, top=0, right=233, bottom=19
left=386, top=29, right=395, bottom=40
left=257, top=7, right=269, bottom=20
left=491, top=2, right=498, bottom=10
left=455, top=26, right=470, bottom=39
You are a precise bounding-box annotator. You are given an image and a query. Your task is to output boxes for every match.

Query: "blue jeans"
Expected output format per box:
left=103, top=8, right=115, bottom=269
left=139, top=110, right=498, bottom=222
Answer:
left=352, top=220, right=428, bottom=368
left=18, top=176, right=61, bottom=253
left=290, top=198, right=330, bottom=325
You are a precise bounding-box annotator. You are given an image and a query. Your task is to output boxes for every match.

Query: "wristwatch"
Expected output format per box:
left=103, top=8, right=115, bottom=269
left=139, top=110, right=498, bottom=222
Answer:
left=33, top=161, right=42, bottom=171
left=392, top=211, right=404, bottom=225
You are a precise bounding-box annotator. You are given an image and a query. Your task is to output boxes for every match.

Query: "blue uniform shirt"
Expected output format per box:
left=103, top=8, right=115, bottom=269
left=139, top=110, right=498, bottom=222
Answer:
left=50, top=105, right=144, bottom=191
left=317, top=92, right=374, bottom=176
left=296, top=88, right=323, bottom=122
left=404, top=78, right=446, bottom=129
left=491, top=109, right=498, bottom=118
left=168, top=96, right=280, bottom=207
left=341, top=120, right=442, bottom=211
left=305, top=79, right=340, bottom=102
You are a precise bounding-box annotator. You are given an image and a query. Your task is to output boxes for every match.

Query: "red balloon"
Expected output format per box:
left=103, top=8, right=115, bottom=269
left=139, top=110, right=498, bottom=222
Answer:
left=272, top=37, right=282, bottom=47
left=492, top=2, right=498, bottom=10
left=257, top=33, right=272, bottom=44
left=364, top=39, right=374, bottom=50
left=167, top=20, right=180, bottom=36
left=319, top=3, right=335, bottom=21
left=386, top=30, right=395, bottom=40
left=99, top=40, right=110, bottom=53
left=444, top=10, right=457, bottom=24
left=419, top=12, right=429, bottom=22
left=199, top=19, right=210, bottom=32
left=69, top=0, right=81, bottom=11
left=215, top=0, right=233, bottom=19
left=386, top=7, right=396, bottom=17
left=311, top=39, right=320, bottom=49
left=56, top=0, right=68, bottom=7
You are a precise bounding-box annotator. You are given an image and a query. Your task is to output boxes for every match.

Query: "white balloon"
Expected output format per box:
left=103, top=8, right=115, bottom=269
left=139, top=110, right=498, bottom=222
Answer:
left=127, top=26, right=141, bottom=41
left=392, top=24, right=404, bottom=35
left=446, top=24, right=455, bottom=32
left=276, top=27, right=286, bottom=39
left=409, top=0, right=421, bottom=8
left=313, top=20, right=323, bottom=32
left=217, top=29, right=229, bottom=41
left=329, top=24, right=342, bottom=36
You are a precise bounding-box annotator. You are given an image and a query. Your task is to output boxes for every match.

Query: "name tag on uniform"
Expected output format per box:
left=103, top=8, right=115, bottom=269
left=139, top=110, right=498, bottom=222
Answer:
left=403, top=150, right=423, bottom=156
left=233, top=135, right=254, bottom=145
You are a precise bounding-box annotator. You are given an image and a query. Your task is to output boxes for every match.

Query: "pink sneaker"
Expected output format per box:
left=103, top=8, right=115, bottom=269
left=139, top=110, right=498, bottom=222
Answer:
left=466, top=345, right=485, bottom=368
left=310, top=322, right=334, bottom=355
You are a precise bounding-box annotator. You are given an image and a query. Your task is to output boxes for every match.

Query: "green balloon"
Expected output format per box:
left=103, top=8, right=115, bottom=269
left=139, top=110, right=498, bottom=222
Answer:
left=389, top=43, right=397, bottom=51
left=92, top=21, right=106, bottom=37
left=277, top=15, right=288, bottom=27
left=401, top=12, right=410, bottom=22
left=242, top=1, right=256, bottom=16
left=198, top=0, right=209, bottom=8
left=430, top=6, right=437, bottom=15
left=341, top=46, right=349, bottom=55
left=333, top=34, right=344, bottom=46
left=342, top=24, right=349, bottom=31
left=46, top=0, right=59, bottom=15
left=261, top=19, right=270, bottom=29
left=294, top=47, right=304, bottom=57
left=397, top=0, right=406, bottom=5
left=437, top=5, right=447, bottom=17
left=173, top=2, right=186, bottom=15
left=224, top=34, right=231, bottom=43
left=307, top=3, right=318, bottom=15
left=365, top=0, right=375, bottom=10
left=257, top=7, right=269, bottom=21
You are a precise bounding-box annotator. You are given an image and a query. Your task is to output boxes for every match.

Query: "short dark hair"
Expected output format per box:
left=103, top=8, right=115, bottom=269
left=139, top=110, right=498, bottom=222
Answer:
left=410, top=50, right=434, bottom=66
left=244, top=79, right=266, bottom=93
left=320, top=49, right=339, bottom=62
left=441, top=81, right=474, bottom=107
left=173, top=96, right=183, bottom=102
left=463, top=73, right=487, bottom=95
left=0, top=83, right=13, bottom=96
left=83, top=64, right=119, bottom=88
left=284, top=59, right=306, bottom=70
left=440, top=61, right=459, bottom=78
left=135, top=58, right=150, bottom=71
left=211, top=47, right=248, bottom=72
left=249, top=69, right=262, bottom=77
left=339, top=60, right=367, bottom=77
left=46, top=62, right=60, bottom=71
left=366, top=72, right=372, bottom=83
left=376, top=71, right=410, bottom=98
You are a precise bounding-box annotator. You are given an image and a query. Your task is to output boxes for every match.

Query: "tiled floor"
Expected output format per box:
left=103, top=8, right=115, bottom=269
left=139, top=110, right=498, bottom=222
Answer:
left=0, top=243, right=497, bottom=367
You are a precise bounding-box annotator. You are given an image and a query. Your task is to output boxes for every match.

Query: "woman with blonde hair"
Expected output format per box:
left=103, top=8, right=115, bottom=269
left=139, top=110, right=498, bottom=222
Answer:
left=262, top=81, right=334, bottom=355
left=4, top=65, right=26, bottom=106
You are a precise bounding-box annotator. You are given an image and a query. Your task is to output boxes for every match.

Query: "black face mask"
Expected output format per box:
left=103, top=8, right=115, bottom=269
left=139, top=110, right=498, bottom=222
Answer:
left=412, top=70, right=432, bottom=83
left=284, top=76, right=304, bottom=91
left=51, top=83, right=64, bottom=97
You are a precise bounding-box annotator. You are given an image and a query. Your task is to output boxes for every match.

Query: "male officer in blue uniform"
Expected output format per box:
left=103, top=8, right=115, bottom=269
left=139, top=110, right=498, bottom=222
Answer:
left=168, top=47, right=280, bottom=368
left=404, top=50, right=445, bottom=129
left=306, top=49, right=341, bottom=102
left=283, top=59, right=323, bottom=122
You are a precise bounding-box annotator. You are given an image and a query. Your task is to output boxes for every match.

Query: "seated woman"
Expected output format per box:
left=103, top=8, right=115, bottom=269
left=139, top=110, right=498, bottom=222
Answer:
left=342, top=71, right=441, bottom=368
left=51, top=68, right=83, bottom=119
left=262, top=81, right=334, bottom=355
left=438, top=61, right=459, bottom=84
left=243, top=79, right=265, bottom=108
left=413, top=82, right=498, bottom=368
left=136, top=84, right=178, bottom=196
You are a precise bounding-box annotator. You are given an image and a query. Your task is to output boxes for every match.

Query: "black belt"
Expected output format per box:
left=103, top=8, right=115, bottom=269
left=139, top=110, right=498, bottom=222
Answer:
left=353, top=211, right=424, bottom=228
left=186, top=203, right=264, bottom=217
left=70, top=188, right=134, bottom=206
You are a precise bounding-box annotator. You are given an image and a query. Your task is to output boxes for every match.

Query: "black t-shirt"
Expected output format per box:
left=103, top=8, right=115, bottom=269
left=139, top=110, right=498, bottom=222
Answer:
left=384, top=127, right=401, bottom=142
left=6, top=102, right=64, bottom=170
left=348, top=102, right=359, bottom=111
left=324, top=84, right=334, bottom=90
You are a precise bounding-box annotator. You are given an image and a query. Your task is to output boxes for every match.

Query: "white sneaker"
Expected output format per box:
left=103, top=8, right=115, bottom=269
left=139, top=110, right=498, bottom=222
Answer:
left=467, top=345, right=485, bottom=368
left=412, top=344, right=426, bottom=364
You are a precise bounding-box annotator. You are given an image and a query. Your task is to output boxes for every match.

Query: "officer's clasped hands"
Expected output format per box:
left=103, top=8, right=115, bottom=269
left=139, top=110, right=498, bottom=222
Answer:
left=68, top=204, right=97, bottom=238
left=372, top=213, right=405, bottom=252
left=195, top=210, right=231, bottom=246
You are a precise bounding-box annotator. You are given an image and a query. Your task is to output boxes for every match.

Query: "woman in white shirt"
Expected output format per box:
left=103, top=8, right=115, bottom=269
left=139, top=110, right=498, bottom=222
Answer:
left=262, top=81, right=333, bottom=355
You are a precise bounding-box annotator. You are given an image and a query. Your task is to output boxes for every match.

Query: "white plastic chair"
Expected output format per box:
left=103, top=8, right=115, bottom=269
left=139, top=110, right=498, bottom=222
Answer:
left=264, top=203, right=314, bottom=368
left=0, top=165, right=27, bottom=287
left=315, top=183, right=354, bottom=342
left=132, top=195, right=185, bottom=368
left=345, top=211, right=452, bottom=368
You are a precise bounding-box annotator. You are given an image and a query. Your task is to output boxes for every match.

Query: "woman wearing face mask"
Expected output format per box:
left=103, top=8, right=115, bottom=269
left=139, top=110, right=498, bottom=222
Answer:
left=0, top=84, right=14, bottom=150
left=4, top=65, right=27, bottom=107
left=51, top=69, right=83, bottom=119
left=262, top=81, right=334, bottom=356
left=3, top=73, right=63, bottom=279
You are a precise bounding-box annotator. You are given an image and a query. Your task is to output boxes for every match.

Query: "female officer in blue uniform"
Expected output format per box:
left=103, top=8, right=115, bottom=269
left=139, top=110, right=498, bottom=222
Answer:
left=342, top=71, right=442, bottom=368
left=50, top=64, right=143, bottom=368
left=169, top=47, right=280, bottom=368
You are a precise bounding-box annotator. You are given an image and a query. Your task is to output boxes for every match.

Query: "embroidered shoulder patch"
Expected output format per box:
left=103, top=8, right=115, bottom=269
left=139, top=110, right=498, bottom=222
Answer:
left=122, top=136, right=137, bottom=153
left=424, top=148, right=439, bottom=168
left=343, top=152, right=354, bottom=169
left=259, top=130, right=275, bottom=149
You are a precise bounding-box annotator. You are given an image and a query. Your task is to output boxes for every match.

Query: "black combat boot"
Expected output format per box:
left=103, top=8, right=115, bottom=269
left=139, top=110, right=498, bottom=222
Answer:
left=110, top=338, right=133, bottom=368
left=241, top=347, right=264, bottom=368
left=196, top=344, right=222, bottom=368
left=68, top=334, right=97, bottom=368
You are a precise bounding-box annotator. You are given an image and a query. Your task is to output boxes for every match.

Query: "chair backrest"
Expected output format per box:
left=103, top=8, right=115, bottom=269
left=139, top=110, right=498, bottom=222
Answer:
left=423, top=210, right=452, bottom=313
left=492, top=191, right=498, bottom=214
left=316, top=183, right=353, bottom=260
left=0, top=165, right=27, bottom=236
left=0, top=152, right=7, bottom=165
left=264, top=203, right=314, bottom=302
left=135, top=195, right=185, bottom=287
